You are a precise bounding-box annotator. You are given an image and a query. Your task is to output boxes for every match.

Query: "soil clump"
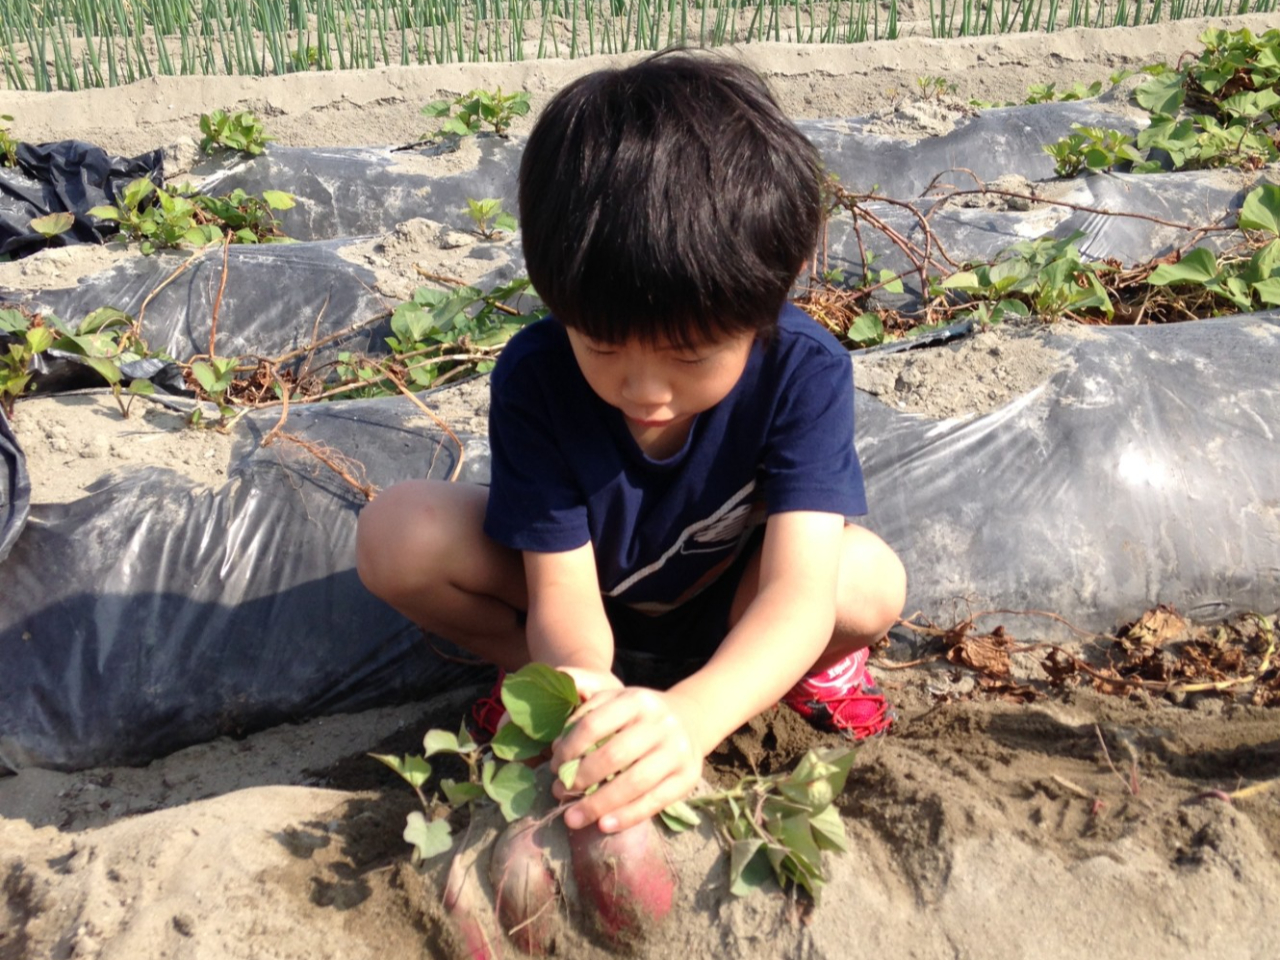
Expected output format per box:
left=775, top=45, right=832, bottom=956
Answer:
left=10, top=392, right=236, bottom=504
left=854, top=322, right=1071, bottom=418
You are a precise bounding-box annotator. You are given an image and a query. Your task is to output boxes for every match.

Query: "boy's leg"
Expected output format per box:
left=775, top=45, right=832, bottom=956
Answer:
left=727, top=522, right=906, bottom=666
left=728, top=523, right=906, bottom=739
left=355, top=479, right=531, bottom=671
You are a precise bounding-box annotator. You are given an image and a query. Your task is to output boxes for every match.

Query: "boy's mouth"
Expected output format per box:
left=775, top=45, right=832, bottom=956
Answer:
left=625, top=414, right=673, bottom=428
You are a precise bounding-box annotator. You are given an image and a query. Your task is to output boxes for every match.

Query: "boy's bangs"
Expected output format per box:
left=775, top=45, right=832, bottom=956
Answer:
left=566, top=294, right=763, bottom=351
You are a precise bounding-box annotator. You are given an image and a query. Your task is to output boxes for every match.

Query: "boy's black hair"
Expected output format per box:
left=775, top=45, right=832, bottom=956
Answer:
left=518, top=49, right=822, bottom=349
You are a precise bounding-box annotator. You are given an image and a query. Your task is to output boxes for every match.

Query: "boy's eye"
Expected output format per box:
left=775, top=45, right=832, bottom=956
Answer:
left=675, top=355, right=709, bottom=365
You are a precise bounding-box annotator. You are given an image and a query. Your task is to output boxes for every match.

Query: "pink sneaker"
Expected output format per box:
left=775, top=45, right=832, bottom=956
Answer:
left=783, top=647, right=895, bottom=740
left=470, top=670, right=507, bottom=739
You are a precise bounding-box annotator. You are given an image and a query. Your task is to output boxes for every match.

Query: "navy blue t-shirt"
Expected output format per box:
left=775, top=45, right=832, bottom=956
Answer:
left=483, top=304, right=866, bottom=613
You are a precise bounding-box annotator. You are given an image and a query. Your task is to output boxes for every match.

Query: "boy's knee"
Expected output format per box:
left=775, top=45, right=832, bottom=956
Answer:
left=355, top=480, right=458, bottom=598
left=839, top=526, right=907, bottom=637
left=354, top=488, right=400, bottom=597
left=874, top=546, right=908, bottom=627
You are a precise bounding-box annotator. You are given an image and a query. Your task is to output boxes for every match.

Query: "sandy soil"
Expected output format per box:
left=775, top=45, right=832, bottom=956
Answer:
left=10, top=393, right=235, bottom=504
left=3, top=647, right=1277, bottom=959
left=336, top=215, right=521, bottom=303
left=855, top=320, right=1074, bottom=418
left=3, top=18, right=1280, bottom=960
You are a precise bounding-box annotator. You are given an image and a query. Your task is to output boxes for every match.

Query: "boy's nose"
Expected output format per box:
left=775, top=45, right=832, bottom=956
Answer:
left=620, top=368, right=671, bottom=406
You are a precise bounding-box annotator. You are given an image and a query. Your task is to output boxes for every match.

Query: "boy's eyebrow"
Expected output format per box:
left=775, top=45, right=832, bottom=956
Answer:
left=663, top=337, right=745, bottom=355
left=580, top=335, right=714, bottom=354
left=576, top=328, right=745, bottom=354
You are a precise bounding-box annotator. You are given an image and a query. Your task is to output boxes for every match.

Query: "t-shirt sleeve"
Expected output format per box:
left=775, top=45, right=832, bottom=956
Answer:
left=761, top=347, right=867, bottom=518
left=483, top=362, right=593, bottom=553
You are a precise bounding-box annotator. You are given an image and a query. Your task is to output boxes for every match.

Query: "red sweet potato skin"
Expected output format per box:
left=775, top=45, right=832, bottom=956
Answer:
left=488, top=819, right=562, bottom=956
left=567, top=819, right=677, bottom=950
left=443, top=847, right=501, bottom=960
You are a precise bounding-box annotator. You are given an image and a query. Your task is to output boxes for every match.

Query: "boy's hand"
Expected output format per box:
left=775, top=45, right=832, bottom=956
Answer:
left=556, top=666, right=624, bottom=702
left=550, top=686, right=703, bottom=834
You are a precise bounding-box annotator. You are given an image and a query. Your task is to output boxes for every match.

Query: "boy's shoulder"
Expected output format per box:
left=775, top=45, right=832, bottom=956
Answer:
left=759, top=305, right=855, bottom=400
left=773, top=303, right=850, bottom=361
left=490, top=317, right=573, bottom=389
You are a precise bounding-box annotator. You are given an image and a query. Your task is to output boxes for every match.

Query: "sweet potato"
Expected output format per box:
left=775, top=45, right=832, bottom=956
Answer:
left=567, top=819, right=677, bottom=951
left=488, top=818, right=562, bottom=956
left=443, top=843, right=502, bottom=960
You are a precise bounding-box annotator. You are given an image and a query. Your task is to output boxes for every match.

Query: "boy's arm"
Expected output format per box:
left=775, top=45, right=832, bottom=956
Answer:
left=523, top=543, right=618, bottom=684
left=552, top=510, right=845, bottom=832
left=670, top=509, right=844, bottom=743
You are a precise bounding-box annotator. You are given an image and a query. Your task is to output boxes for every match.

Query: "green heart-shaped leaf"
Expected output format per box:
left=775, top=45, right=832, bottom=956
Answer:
left=482, top=760, right=537, bottom=821
left=491, top=722, right=546, bottom=762
left=1239, top=184, right=1280, bottom=239
left=370, top=752, right=432, bottom=789
left=403, top=811, right=452, bottom=862
left=501, top=663, right=579, bottom=741
left=1148, top=247, right=1219, bottom=286
left=31, top=212, right=74, bottom=238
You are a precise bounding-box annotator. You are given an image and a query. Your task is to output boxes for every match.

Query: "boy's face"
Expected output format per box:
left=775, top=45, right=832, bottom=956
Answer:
left=566, top=327, right=755, bottom=442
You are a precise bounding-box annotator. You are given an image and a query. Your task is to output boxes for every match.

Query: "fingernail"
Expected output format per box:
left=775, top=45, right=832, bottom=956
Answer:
left=600, top=816, right=617, bottom=832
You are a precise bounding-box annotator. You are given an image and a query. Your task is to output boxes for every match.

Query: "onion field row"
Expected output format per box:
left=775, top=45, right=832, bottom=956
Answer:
left=1, top=0, right=1276, bottom=91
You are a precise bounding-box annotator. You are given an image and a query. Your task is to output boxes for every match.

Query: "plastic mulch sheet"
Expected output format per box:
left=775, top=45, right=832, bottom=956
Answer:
left=185, top=102, right=1140, bottom=244
left=1, top=240, right=525, bottom=394
left=0, top=140, right=162, bottom=258
left=853, top=313, right=1280, bottom=641
left=0, top=408, right=29, bottom=565
left=2, top=96, right=1278, bottom=770
left=0, top=397, right=491, bottom=771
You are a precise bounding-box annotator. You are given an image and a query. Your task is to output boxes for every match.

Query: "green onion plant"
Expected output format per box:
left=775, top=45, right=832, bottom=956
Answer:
left=1, top=0, right=1276, bottom=91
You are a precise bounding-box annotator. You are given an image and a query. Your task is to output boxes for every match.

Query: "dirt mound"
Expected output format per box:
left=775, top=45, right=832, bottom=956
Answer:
left=8, top=652, right=1274, bottom=960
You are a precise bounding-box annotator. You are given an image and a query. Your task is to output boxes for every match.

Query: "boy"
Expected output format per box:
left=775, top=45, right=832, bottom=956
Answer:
left=356, top=51, right=906, bottom=837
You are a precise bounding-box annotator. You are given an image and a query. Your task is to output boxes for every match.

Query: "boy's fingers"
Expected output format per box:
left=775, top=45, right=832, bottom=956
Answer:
left=599, top=779, right=695, bottom=833
left=555, top=704, right=612, bottom=758
left=560, top=721, right=660, bottom=792
left=563, top=764, right=652, bottom=829
left=556, top=690, right=644, bottom=756
left=557, top=667, right=623, bottom=701
left=571, top=758, right=698, bottom=833
left=560, top=681, right=636, bottom=730
left=562, top=699, right=601, bottom=730
left=563, top=746, right=687, bottom=830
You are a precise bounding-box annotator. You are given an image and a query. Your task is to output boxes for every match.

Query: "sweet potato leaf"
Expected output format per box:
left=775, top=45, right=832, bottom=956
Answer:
left=808, top=804, right=850, bottom=854
left=728, top=839, right=773, bottom=896
left=424, top=726, right=480, bottom=757
left=491, top=722, right=546, bottom=762
left=1148, top=247, right=1219, bottom=286
left=557, top=758, right=581, bottom=791
left=370, top=753, right=431, bottom=789
left=441, top=778, right=485, bottom=806
left=1239, top=184, right=1280, bottom=239
left=30, top=212, right=73, bottom=238
left=659, top=799, right=702, bottom=833
left=403, top=811, right=453, bottom=863
left=483, top=760, right=538, bottom=821
left=501, top=663, right=579, bottom=741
